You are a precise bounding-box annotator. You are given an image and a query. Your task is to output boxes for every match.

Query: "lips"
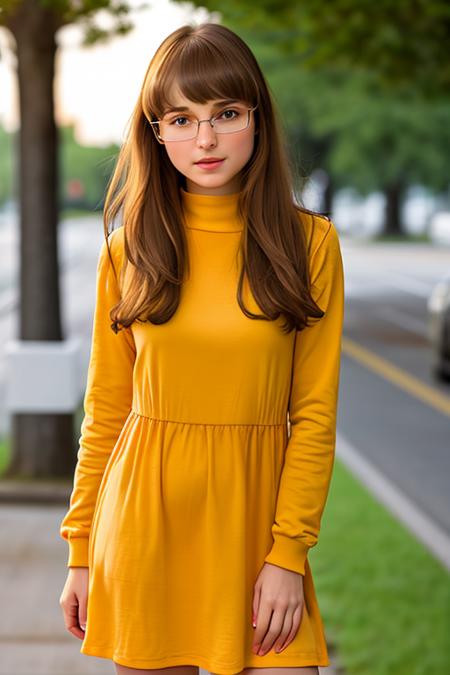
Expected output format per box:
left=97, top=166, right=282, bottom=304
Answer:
left=194, top=158, right=225, bottom=171
left=195, top=157, right=225, bottom=164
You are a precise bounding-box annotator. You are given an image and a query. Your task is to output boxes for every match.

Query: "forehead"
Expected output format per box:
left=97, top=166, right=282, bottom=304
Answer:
left=165, top=98, right=242, bottom=113
left=162, top=83, right=244, bottom=114
left=164, top=97, right=243, bottom=114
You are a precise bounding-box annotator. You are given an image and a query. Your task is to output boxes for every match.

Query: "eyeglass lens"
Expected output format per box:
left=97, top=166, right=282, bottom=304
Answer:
left=158, top=105, right=253, bottom=141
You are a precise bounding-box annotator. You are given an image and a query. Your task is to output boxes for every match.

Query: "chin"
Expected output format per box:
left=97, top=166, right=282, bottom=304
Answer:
left=189, top=176, right=233, bottom=189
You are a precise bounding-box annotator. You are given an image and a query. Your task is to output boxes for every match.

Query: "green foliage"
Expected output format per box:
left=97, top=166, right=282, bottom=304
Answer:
left=0, top=1, right=148, bottom=46
left=300, top=70, right=450, bottom=193
left=181, top=0, right=450, bottom=97
left=59, top=124, right=119, bottom=211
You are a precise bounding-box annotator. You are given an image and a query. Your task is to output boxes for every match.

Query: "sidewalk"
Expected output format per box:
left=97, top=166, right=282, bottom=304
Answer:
left=0, top=488, right=340, bottom=675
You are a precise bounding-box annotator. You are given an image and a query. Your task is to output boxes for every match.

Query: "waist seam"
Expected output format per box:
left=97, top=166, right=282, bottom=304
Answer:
left=130, top=409, right=286, bottom=427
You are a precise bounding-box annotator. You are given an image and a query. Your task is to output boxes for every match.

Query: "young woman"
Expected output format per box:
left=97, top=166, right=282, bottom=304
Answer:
left=59, top=21, right=344, bottom=675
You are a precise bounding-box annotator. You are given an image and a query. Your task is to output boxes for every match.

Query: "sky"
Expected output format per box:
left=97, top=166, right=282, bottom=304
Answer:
left=0, top=0, right=218, bottom=146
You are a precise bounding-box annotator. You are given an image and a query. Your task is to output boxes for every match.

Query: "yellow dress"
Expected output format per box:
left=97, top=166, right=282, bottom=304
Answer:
left=60, top=186, right=344, bottom=673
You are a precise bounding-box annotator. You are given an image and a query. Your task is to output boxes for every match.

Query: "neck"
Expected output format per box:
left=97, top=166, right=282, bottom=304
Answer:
left=180, top=186, right=244, bottom=233
left=185, top=178, right=242, bottom=196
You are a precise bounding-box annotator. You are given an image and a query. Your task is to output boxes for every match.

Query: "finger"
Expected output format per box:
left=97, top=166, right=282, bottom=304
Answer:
left=252, top=600, right=273, bottom=652
left=276, top=603, right=303, bottom=652
left=68, top=625, right=85, bottom=640
left=62, top=610, right=85, bottom=640
left=78, top=598, right=88, bottom=633
left=252, top=582, right=261, bottom=628
left=273, top=607, right=294, bottom=653
left=62, top=596, right=85, bottom=641
left=257, top=603, right=286, bottom=655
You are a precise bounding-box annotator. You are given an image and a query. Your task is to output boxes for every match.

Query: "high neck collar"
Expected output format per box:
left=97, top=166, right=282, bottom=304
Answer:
left=180, top=186, right=244, bottom=233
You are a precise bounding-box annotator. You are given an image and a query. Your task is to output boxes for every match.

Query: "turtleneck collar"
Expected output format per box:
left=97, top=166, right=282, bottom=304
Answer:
left=180, top=186, right=244, bottom=233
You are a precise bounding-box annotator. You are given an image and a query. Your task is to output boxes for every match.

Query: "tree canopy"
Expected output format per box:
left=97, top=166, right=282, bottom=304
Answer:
left=179, top=0, right=450, bottom=98
left=0, top=0, right=146, bottom=44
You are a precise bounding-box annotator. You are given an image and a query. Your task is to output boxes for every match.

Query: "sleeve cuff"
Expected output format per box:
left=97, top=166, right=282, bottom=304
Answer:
left=264, top=534, right=310, bottom=576
left=67, top=537, right=90, bottom=568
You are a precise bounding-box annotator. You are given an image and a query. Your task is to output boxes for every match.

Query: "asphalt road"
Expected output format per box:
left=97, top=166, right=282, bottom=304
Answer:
left=338, top=238, right=450, bottom=542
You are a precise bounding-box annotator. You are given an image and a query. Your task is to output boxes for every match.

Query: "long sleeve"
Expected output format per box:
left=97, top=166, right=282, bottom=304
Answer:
left=60, top=227, right=136, bottom=568
left=264, top=218, right=345, bottom=576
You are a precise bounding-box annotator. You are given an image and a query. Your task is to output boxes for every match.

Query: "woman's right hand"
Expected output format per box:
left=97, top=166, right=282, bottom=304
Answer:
left=59, top=566, right=89, bottom=640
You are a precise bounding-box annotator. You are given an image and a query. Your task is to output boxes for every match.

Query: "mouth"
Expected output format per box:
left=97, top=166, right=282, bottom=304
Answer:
left=194, top=158, right=225, bottom=170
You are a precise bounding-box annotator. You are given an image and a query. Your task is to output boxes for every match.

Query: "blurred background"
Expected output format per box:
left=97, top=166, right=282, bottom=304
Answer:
left=0, top=1, right=449, bottom=674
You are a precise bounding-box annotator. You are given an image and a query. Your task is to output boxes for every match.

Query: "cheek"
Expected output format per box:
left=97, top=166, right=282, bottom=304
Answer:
left=226, top=131, right=255, bottom=162
left=164, top=145, right=188, bottom=170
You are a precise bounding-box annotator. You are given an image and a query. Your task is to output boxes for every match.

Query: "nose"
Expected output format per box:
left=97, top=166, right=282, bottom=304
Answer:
left=196, top=119, right=217, bottom=148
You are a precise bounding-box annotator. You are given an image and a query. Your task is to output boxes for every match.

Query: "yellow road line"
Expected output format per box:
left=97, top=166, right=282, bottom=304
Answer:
left=342, top=336, right=450, bottom=418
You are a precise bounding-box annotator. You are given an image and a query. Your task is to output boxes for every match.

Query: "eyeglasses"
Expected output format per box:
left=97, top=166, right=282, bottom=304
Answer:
left=149, top=104, right=258, bottom=142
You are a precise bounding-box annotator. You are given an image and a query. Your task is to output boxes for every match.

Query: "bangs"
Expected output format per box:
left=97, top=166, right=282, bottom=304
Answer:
left=146, top=36, right=258, bottom=118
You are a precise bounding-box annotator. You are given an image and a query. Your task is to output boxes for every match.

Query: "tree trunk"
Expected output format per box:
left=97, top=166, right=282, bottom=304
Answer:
left=383, top=179, right=405, bottom=236
left=3, top=2, right=75, bottom=478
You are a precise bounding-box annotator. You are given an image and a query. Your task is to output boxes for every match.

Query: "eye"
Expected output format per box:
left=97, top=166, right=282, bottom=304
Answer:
left=217, top=108, right=240, bottom=120
left=170, top=116, right=191, bottom=126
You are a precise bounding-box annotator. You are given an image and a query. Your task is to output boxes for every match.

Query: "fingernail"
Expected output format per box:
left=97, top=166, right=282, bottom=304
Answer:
left=80, top=624, right=86, bottom=630
left=252, top=621, right=256, bottom=628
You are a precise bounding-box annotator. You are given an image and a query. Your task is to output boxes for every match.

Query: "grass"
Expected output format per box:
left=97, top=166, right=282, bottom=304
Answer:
left=0, top=437, right=9, bottom=474
left=310, top=458, right=450, bottom=675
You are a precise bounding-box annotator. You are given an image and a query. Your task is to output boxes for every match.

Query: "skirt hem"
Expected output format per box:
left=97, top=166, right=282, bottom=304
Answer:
left=80, top=643, right=330, bottom=672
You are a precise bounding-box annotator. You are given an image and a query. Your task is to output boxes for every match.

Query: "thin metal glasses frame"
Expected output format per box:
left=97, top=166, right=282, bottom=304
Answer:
left=148, top=104, right=258, bottom=143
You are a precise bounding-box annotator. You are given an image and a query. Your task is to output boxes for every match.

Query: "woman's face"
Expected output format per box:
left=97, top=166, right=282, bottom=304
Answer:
left=158, top=87, right=257, bottom=195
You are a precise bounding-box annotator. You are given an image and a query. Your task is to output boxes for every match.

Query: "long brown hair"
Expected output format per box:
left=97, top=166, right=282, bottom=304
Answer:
left=103, top=22, right=327, bottom=335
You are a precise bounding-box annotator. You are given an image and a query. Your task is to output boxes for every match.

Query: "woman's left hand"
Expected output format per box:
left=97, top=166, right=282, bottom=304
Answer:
left=252, top=562, right=304, bottom=656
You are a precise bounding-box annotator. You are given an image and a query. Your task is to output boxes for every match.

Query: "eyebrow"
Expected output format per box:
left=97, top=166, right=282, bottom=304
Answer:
left=163, top=99, right=242, bottom=114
